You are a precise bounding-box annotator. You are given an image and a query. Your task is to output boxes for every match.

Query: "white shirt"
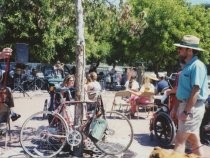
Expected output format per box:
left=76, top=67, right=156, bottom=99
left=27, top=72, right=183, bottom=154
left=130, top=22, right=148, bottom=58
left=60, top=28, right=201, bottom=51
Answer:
left=125, top=80, right=140, bottom=91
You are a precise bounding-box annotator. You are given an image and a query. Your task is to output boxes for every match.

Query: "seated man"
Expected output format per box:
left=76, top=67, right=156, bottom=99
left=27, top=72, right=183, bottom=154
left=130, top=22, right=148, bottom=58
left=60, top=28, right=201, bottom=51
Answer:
left=0, top=48, right=21, bottom=121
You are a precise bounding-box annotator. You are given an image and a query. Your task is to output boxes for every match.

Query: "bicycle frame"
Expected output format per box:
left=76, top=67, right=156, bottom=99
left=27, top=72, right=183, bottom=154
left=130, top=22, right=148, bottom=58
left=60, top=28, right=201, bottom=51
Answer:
left=20, top=89, right=134, bottom=157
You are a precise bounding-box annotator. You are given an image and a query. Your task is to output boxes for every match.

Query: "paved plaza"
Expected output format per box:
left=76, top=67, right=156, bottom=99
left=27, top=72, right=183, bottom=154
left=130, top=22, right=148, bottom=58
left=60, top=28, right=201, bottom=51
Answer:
left=0, top=90, right=210, bottom=158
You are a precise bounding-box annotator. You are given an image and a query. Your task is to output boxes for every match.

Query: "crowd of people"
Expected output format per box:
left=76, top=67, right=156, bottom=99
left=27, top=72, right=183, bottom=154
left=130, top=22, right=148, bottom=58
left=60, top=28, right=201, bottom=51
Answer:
left=123, top=35, right=208, bottom=157
left=0, top=34, right=208, bottom=157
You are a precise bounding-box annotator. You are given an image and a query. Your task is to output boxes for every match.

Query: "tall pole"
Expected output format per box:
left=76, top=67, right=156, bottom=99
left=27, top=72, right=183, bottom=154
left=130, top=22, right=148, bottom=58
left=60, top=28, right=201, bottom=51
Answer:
left=72, top=0, right=85, bottom=156
left=75, top=0, right=85, bottom=124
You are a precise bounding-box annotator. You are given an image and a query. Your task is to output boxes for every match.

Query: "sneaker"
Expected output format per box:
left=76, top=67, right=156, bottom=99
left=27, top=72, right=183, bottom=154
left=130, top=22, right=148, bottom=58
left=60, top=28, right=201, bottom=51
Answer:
left=11, top=114, right=21, bottom=121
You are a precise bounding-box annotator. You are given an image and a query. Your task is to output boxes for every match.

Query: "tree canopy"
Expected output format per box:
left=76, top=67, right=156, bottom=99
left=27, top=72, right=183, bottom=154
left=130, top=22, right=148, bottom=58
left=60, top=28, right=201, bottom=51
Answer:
left=0, top=0, right=209, bottom=73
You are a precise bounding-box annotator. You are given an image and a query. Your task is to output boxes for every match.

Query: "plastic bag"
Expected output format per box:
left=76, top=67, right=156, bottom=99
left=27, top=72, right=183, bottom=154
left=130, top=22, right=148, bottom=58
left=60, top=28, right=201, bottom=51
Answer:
left=89, top=118, right=108, bottom=141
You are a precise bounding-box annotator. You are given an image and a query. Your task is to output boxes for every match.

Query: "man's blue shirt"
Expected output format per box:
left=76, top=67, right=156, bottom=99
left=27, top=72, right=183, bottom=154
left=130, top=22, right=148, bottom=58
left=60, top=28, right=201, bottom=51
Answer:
left=176, top=56, right=209, bottom=100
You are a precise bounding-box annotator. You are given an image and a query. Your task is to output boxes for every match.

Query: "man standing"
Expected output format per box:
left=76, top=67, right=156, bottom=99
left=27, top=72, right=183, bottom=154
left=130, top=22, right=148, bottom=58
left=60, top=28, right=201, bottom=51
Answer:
left=174, top=35, right=208, bottom=156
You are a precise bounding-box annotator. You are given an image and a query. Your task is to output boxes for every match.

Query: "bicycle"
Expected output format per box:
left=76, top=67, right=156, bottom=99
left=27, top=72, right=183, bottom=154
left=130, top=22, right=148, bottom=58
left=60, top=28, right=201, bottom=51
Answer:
left=20, top=89, right=134, bottom=158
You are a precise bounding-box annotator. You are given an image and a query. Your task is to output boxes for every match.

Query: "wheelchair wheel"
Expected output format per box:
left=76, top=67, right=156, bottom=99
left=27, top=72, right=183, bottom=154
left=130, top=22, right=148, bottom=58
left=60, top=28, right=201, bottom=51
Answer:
left=20, top=111, right=68, bottom=158
left=94, top=111, right=133, bottom=155
left=154, top=112, right=176, bottom=147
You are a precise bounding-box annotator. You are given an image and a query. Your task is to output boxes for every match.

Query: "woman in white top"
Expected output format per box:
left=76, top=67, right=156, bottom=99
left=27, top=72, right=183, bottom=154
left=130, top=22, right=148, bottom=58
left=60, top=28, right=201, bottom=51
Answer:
left=86, top=72, right=101, bottom=100
left=124, top=75, right=140, bottom=91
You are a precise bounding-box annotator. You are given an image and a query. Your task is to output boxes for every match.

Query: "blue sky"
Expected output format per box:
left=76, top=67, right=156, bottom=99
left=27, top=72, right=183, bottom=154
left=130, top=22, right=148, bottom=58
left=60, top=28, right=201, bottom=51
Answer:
left=188, top=0, right=210, bottom=4
left=110, top=0, right=210, bottom=6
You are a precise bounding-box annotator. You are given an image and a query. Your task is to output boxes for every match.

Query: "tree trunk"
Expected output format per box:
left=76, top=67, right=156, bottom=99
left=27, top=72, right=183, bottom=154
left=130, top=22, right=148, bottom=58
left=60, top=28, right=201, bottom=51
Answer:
left=72, top=0, right=85, bottom=157
left=74, top=0, right=85, bottom=128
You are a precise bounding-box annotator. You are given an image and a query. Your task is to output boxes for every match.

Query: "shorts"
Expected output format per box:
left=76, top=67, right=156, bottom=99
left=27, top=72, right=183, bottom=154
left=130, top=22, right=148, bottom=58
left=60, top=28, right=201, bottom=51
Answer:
left=177, top=100, right=205, bottom=134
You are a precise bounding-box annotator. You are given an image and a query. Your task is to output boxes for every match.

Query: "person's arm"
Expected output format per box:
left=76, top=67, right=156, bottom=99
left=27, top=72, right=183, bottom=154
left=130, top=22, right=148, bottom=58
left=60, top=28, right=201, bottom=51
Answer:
left=0, top=48, right=12, bottom=59
left=184, top=85, right=199, bottom=113
left=127, top=89, right=142, bottom=96
left=179, top=85, right=199, bottom=121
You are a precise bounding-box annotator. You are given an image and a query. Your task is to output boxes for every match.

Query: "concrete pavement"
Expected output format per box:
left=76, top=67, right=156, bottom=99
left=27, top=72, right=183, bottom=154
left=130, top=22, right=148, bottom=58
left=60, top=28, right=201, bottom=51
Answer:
left=0, top=90, right=210, bottom=158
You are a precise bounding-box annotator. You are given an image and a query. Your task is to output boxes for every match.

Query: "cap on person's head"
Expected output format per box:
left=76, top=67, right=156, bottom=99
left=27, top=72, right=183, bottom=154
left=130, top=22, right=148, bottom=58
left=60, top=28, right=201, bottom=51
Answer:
left=173, top=35, right=204, bottom=51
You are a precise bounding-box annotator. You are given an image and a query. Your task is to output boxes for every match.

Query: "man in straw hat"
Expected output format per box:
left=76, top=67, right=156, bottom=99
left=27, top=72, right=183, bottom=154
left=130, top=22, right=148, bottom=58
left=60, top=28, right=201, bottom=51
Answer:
left=173, top=35, right=208, bottom=156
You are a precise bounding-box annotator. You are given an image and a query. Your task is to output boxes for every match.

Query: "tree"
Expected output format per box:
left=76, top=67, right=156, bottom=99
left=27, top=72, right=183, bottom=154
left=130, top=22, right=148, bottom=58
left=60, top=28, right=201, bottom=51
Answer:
left=127, top=0, right=210, bottom=73
left=0, top=0, right=76, bottom=63
left=74, top=0, right=85, bottom=126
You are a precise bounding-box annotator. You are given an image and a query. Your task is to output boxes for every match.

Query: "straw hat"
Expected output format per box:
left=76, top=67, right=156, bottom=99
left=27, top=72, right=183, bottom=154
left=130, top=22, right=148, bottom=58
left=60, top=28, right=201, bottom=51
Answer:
left=174, top=35, right=204, bottom=51
left=144, top=73, right=159, bottom=81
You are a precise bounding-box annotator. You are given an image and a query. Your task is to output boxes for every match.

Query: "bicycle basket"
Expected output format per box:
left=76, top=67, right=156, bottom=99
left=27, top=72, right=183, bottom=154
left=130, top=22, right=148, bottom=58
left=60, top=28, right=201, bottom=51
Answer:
left=89, top=118, right=107, bottom=141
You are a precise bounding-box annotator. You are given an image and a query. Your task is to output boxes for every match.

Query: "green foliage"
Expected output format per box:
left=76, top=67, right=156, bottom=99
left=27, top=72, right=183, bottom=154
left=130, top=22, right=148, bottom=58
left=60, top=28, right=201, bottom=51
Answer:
left=0, top=0, right=210, bottom=73
left=127, top=0, right=210, bottom=73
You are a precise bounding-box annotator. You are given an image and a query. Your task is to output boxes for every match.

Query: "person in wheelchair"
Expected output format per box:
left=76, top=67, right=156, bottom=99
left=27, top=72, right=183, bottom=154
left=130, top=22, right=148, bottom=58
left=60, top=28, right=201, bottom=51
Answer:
left=156, top=73, right=169, bottom=94
left=127, top=73, right=158, bottom=118
left=0, top=48, right=21, bottom=121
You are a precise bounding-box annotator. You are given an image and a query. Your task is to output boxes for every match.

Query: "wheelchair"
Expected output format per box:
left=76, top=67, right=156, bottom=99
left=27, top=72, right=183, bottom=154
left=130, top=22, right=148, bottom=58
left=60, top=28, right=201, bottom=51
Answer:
left=150, top=93, right=210, bottom=147
left=149, top=93, right=177, bottom=147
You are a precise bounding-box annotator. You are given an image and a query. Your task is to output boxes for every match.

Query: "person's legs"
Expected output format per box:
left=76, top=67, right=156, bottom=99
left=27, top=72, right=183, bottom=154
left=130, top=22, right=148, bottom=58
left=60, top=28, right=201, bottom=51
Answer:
left=129, top=95, right=137, bottom=117
left=5, top=87, right=21, bottom=121
left=187, top=133, right=203, bottom=156
left=174, top=132, right=189, bottom=153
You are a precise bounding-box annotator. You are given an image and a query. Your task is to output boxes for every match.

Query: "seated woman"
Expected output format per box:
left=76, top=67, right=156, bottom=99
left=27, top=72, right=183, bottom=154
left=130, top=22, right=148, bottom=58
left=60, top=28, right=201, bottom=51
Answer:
left=85, top=72, right=102, bottom=113
left=61, top=74, right=76, bottom=100
left=127, top=73, right=158, bottom=118
left=86, top=72, right=101, bottom=100
left=124, top=75, right=140, bottom=92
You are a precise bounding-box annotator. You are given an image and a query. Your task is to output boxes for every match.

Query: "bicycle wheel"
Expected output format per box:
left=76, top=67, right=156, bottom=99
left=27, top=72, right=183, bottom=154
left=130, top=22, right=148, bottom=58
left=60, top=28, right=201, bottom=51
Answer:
left=94, top=110, right=133, bottom=155
left=20, top=111, right=68, bottom=158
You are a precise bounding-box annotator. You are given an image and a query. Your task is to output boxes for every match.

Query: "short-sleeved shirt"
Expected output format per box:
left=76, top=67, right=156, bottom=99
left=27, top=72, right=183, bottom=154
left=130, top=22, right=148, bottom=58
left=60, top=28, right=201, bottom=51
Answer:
left=176, top=56, right=208, bottom=101
left=124, top=80, right=140, bottom=91
left=156, top=79, right=169, bottom=93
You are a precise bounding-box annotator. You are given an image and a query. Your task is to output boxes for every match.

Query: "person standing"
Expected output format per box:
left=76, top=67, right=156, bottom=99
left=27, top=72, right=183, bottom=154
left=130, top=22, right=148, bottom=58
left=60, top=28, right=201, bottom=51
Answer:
left=173, top=35, right=208, bottom=156
left=0, top=48, right=21, bottom=121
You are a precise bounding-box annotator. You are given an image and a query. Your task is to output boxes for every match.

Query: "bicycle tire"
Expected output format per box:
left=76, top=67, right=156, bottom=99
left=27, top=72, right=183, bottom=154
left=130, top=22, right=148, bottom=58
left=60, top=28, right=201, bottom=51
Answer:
left=94, top=110, right=133, bottom=155
left=20, top=111, right=68, bottom=158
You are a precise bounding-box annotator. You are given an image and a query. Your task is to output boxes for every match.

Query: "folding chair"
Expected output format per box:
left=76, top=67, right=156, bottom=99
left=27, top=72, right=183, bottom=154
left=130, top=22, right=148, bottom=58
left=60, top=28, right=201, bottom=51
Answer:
left=0, top=103, right=11, bottom=149
left=111, top=90, right=131, bottom=114
left=135, top=92, right=157, bottom=119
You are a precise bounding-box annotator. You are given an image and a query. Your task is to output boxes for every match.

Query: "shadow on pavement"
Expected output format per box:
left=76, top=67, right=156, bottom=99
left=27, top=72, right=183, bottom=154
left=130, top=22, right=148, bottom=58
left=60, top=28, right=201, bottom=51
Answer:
left=134, top=133, right=159, bottom=147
